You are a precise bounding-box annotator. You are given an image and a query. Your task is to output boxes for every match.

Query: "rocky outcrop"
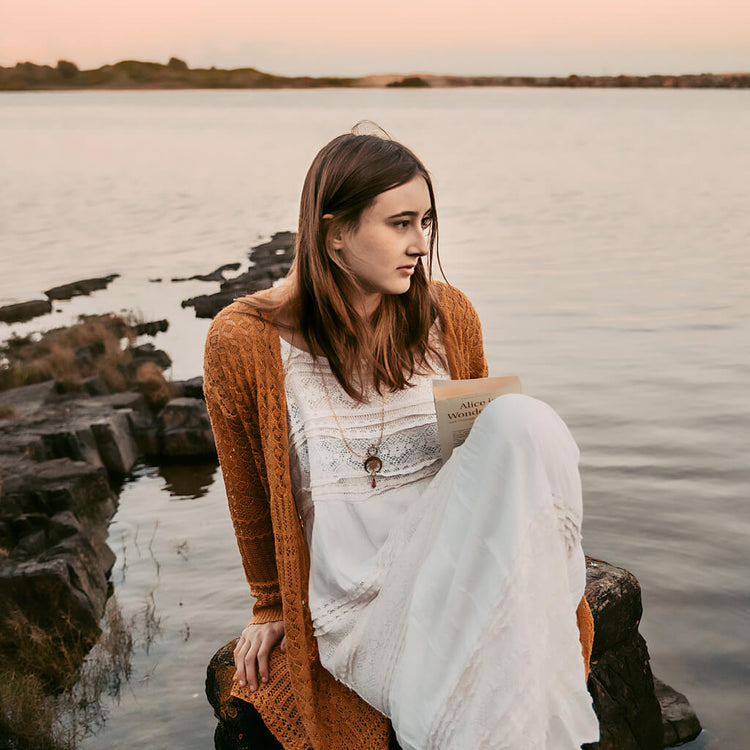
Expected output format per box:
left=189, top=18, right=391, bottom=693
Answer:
left=205, top=558, right=701, bottom=749
left=0, top=348, right=214, bottom=692
left=654, top=677, right=702, bottom=747
left=0, top=299, right=52, bottom=324
left=43, top=274, right=120, bottom=301
left=172, top=263, right=242, bottom=283
left=132, top=318, right=169, bottom=337
left=0, top=457, right=116, bottom=688
left=583, top=558, right=662, bottom=749
left=158, top=397, right=216, bottom=457
left=182, top=232, right=294, bottom=318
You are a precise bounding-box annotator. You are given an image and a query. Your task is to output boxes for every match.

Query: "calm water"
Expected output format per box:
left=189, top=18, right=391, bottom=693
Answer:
left=1, top=89, right=748, bottom=748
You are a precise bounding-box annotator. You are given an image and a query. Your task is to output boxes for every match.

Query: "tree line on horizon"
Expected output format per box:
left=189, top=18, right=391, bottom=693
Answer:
left=1, top=57, right=749, bottom=91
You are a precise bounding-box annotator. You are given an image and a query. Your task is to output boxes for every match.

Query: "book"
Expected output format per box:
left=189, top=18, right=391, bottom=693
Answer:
left=433, top=375, right=522, bottom=462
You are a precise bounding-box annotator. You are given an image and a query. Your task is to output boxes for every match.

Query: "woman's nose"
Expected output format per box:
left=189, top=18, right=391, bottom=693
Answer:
left=409, top=228, right=429, bottom=256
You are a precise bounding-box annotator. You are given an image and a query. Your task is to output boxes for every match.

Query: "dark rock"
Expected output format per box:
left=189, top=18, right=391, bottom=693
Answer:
left=158, top=397, right=215, bottom=457
left=174, top=376, right=204, bottom=399
left=207, top=639, right=283, bottom=750
left=9, top=513, right=49, bottom=541
left=248, top=232, right=296, bottom=262
left=89, top=411, right=140, bottom=473
left=129, top=342, right=172, bottom=371
left=14, top=528, right=47, bottom=557
left=654, top=677, right=702, bottom=746
left=44, top=274, right=120, bottom=301
left=172, top=263, right=242, bottom=283
left=87, top=390, right=151, bottom=418
left=0, top=535, right=111, bottom=688
left=47, top=510, right=82, bottom=546
left=0, top=455, right=117, bottom=690
left=133, top=318, right=169, bottom=336
left=182, top=232, right=295, bottom=318
left=81, top=375, right=110, bottom=396
left=0, top=520, right=10, bottom=550
left=1, top=458, right=114, bottom=523
left=584, top=558, right=664, bottom=749
left=126, top=409, right=160, bottom=455
left=38, top=424, right=104, bottom=466
left=0, top=380, right=56, bottom=421
left=586, top=557, right=643, bottom=657
left=0, top=299, right=52, bottom=324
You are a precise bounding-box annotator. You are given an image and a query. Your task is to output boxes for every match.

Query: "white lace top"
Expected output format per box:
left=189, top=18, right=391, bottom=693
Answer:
left=280, top=335, right=450, bottom=629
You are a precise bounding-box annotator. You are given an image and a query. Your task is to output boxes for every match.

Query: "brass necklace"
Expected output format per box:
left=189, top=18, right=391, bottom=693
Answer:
left=320, top=374, right=386, bottom=489
left=284, top=330, right=386, bottom=488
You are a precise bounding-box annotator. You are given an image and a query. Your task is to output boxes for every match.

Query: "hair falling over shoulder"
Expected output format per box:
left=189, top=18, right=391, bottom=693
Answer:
left=240, top=126, right=447, bottom=401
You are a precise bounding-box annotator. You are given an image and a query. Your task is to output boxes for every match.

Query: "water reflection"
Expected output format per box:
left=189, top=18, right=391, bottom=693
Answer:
left=158, top=461, right=218, bottom=500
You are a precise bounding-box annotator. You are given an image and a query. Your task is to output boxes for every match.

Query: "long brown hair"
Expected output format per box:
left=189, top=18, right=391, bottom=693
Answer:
left=240, top=127, right=445, bottom=401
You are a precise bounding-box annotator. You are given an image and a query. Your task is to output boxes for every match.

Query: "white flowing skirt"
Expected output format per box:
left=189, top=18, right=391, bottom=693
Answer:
left=311, top=394, right=601, bottom=749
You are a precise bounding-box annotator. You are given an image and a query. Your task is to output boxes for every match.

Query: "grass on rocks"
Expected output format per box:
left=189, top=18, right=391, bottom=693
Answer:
left=0, top=595, right=140, bottom=749
left=0, top=313, right=134, bottom=392
left=0, top=312, right=177, bottom=407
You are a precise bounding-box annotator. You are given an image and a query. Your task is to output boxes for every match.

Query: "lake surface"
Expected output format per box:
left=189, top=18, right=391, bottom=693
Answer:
left=1, top=88, right=748, bottom=748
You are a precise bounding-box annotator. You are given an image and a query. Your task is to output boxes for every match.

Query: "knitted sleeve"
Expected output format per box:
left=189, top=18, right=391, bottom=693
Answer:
left=203, top=310, right=284, bottom=624
left=434, top=281, right=489, bottom=379
left=459, top=290, right=489, bottom=379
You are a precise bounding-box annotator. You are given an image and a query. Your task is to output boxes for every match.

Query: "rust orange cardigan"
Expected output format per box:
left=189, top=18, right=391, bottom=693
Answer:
left=202, top=282, right=594, bottom=750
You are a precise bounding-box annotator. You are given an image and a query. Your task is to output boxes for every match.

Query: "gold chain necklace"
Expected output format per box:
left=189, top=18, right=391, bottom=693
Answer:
left=285, top=330, right=386, bottom=488
left=320, top=373, right=386, bottom=488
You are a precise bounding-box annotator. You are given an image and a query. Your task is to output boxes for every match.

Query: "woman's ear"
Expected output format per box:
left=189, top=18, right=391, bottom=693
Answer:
left=322, top=214, right=345, bottom=251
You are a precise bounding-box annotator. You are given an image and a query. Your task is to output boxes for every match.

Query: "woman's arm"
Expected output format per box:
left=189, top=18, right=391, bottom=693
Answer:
left=434, top=281, right=489, bottom=379
left=203, top=311, right=285, bottom=686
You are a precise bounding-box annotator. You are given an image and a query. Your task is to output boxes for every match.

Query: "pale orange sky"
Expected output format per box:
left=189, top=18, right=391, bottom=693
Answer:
left=1, top=0, right=748, bottom=75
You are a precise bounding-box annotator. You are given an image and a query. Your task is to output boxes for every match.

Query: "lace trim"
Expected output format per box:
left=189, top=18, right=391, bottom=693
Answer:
left=281, top=336, right=449, bottom=510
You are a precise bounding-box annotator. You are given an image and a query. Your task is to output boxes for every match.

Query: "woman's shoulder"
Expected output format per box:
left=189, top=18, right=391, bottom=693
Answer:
left=205, top=296, right=277, bottom=359
left=431, top=280, right=481, bottom=325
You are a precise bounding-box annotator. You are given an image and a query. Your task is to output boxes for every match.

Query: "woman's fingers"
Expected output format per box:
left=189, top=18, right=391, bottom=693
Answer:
left=234, top=621, right=285, bottom=691
left=235, top=630, right=261, bottom=689
left=280, top=635, right=287, bottom=652
left=257, top=641, right=271, bottom=684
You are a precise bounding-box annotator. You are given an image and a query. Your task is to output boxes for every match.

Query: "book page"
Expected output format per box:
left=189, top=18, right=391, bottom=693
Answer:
left=433, top=376, right=522, bottom=462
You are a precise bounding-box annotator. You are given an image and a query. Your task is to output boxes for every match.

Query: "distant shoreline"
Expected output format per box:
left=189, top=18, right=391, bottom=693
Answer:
left=2, top=58, right=749, bottom=91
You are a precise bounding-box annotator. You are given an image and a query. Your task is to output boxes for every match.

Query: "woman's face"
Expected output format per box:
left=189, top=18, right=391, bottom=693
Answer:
left=330, top=176, right=432, bottom=315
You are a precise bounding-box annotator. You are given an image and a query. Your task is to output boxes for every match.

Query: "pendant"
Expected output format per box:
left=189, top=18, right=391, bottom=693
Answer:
left=364, top=445, right=383, bottom=488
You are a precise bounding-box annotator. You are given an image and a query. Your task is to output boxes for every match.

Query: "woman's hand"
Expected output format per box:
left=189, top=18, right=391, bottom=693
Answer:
left=234, top=620, right=286, bottom=691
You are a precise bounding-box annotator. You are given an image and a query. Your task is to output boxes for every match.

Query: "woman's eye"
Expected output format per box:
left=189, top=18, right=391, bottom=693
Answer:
left=394, top=220, right=410, bottom=228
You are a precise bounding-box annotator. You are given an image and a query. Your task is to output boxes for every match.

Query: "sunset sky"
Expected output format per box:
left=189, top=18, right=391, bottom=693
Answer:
left=1, top=0, right=748, bottom=76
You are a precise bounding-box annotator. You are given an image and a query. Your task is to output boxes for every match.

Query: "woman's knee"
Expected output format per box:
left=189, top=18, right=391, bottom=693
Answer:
left=470, top=393, right=579, bottom=463
left=475, top=393, right=554, bottom=438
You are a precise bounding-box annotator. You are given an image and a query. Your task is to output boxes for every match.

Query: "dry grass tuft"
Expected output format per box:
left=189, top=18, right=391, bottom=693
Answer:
left=0, top=312, right=176, bottom=400
left=0, top=595, right=136, bottom=749
left=0, top=314, right=135, bottom=393
left=0, top=669, right=69, bottom=750
left=135, top=361, right=178, bottom=408
left=1, top=608, right=93, bottom=691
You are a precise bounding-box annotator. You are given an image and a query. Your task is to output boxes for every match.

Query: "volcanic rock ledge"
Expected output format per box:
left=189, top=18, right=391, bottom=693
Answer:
left=182, top=232, right=294, bottom=318
left=0, top=368, right=215, bottom=687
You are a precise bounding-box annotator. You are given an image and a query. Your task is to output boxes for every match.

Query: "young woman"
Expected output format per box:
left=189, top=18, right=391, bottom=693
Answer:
left=203, top=128, right=600, bottom=750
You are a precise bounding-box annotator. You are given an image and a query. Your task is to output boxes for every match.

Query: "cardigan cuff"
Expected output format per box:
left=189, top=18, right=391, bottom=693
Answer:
left=251, top=603, right=284, bottom=625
